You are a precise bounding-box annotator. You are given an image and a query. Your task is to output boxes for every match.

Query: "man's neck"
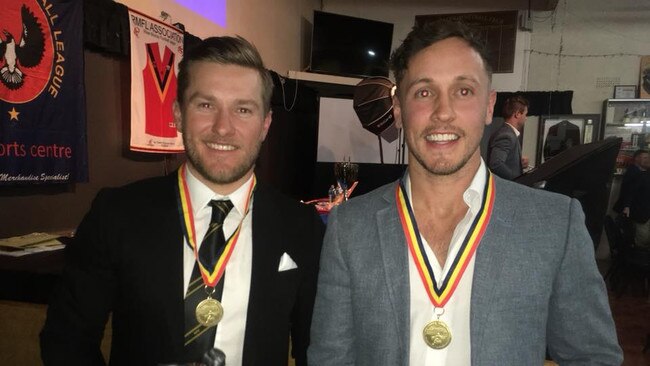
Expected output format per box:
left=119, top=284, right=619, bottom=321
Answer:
left=408, top=158, right=479, bottom=218
left=408, top=158, right=481, bottom=266
left=505, top=118, right=520, bottom=131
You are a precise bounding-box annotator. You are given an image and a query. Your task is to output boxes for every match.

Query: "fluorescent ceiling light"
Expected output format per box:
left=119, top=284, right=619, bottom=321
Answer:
left=174, top=0, right=226, bottom=27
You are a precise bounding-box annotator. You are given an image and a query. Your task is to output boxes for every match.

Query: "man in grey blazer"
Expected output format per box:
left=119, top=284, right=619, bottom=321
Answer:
left=308, top=20, right=622, bottom=365
left=488, top=95, right=529, bottom=180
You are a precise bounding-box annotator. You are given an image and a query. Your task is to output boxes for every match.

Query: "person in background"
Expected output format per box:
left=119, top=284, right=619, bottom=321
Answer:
left=308, top=20, right=622, bottom=366
left=487, top=95, right=529, bottom=179
left=40, top=36, right=324, bottom=366
left=614, top=149, right=650, bottom=247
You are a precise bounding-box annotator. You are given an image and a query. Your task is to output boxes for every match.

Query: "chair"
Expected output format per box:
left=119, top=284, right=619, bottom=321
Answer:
left=603, top=215, right=650, bottom=296
left=603, top=216, right=650, bottom=354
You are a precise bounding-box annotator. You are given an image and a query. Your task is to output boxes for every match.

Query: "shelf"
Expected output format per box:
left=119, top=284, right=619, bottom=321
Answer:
left=287, top=71, right=362, bottom=86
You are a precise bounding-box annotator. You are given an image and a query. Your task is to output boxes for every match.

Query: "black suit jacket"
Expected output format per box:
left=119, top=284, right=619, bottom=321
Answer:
left=613, top=165, right=650, bottom=223
left=613, top=164, right=642, bottom=214
left=40, top=172, right=324, bottom=366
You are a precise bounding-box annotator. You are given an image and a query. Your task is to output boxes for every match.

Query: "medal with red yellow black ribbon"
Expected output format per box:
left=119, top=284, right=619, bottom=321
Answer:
left=396, top=170, right=494, bottom=349
left=176, top=163, right=256, bottom=326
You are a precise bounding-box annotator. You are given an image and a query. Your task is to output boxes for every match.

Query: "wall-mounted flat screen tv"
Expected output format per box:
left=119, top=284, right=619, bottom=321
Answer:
left=310, top=11, right=394, bottom=78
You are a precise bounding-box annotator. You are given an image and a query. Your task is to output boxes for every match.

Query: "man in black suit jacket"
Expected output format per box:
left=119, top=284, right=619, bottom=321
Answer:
left=40, top=36, right=324, bottom=365
left=613, top=149, right=650, bottom=247
left=488, top=95, right=529, bottom=179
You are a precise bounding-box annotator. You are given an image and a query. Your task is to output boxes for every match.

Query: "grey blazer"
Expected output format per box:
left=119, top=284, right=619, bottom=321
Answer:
left=308, top=176, right=622, bottom=365
left=488, top=124, right=523, bottom=180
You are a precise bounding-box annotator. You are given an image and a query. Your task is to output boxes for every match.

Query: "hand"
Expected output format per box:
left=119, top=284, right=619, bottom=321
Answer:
left=521, top=156, right=529, bottom=170
left=623, top=207, right=630, bottom=217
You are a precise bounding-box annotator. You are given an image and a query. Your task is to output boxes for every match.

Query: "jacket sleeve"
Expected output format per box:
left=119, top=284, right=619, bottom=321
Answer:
left=545, top=198, right=623, bottom=365
left=488, top=132, right=518, bottom=180
left=40, top=190, right=116, bottom=366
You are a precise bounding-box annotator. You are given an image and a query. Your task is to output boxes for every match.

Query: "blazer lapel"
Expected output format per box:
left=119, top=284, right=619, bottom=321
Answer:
left=243, top=185, right=283, bottom=363
left=470, top=179, right=514, bottom=363
left=377, top=183, right=410, bottom=359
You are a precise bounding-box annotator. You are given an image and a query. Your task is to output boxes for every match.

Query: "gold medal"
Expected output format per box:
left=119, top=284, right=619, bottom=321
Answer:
left=423, top=320, right=452, bottom=349
left=195, top=298, right=223, bottom=327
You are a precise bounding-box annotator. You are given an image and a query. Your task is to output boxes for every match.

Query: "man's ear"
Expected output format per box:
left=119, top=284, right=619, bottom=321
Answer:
left=260, top=110, right=273, bottom=141
left=393, top=94, right=403, bottom=129
left=485, top=90, right=497, bottom=126
left=173, top=101, right=182, bottom=132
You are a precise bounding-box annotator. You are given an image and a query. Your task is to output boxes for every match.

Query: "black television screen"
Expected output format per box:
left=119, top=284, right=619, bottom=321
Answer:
left=310, top=11, right=393, bottom=78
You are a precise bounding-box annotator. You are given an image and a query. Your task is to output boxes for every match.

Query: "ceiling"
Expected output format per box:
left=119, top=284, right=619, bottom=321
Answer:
left=363, top=0, right=559, bottom=11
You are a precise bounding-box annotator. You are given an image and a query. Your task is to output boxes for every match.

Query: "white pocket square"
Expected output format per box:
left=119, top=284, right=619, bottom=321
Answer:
left=278, top=252, right=298, bottom=272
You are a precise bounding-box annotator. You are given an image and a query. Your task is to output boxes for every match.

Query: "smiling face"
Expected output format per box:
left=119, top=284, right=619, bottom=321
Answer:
left=393, top=37, right=496, bottom=178
left=174, top=61, right=272, bottom=194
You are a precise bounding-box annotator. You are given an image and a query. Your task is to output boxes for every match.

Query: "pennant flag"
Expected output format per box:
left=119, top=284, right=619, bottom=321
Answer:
left=0, top=0, right=87, bottom=185
left=128, top=8, right=184, bottom=153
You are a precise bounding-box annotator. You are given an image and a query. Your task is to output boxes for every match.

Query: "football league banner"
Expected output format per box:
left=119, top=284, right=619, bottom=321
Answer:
left=0, top=0, right=87, bottom=185
left=129, top=9, right=184, bottom=153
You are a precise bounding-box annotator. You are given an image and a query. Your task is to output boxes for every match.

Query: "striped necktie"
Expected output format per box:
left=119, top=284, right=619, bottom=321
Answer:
left=184, top=199, right=233, bottom=360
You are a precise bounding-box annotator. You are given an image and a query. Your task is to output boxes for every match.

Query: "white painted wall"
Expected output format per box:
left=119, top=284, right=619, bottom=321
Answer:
left=114, top=0, right=650, bottom=113
left=113, top=0, right=650, bottom=166
left=116, top=0, right=319, bottom=73
left=527, top=0, right=650, bottom=113
left=321, top=0, right=531, bottom=92
left=320, top=0, right=650, bottom=167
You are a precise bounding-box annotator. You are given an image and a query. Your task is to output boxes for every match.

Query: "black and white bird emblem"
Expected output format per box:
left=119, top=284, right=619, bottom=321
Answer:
left=0, top=5, right=45, bottom=90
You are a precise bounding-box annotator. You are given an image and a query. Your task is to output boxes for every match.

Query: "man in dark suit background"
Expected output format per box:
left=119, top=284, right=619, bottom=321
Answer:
left=614, top=149, right=650, bottom=247
left=487, top=95, right=529, bottom=179
left=40, top=36, right=324, bottom=365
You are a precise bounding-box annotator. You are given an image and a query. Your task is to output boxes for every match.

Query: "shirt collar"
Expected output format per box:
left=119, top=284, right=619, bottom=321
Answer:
left=404, top=159, right=487, bottom=215
left=185, top=167, right=254, bottom=217
left=505, top=122, right=521, bottom=137
left=463, top=159, right=487, bottom=216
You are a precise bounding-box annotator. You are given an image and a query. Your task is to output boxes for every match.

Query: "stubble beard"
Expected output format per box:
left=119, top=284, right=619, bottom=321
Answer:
left=412, top=148, right=474, bottom=176
left=183, top=132, right=262, bottom=186
left=409, top=127, right=483, bottom=177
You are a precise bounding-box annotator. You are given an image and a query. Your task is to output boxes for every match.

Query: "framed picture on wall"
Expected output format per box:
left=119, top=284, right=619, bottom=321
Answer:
left=536, top=114, right=601, bottom=166
left=641, top=56, right=650, bottom=98
left=415, top=11, right=517, bottom=73
left=613, top=85, right=637, bottom=99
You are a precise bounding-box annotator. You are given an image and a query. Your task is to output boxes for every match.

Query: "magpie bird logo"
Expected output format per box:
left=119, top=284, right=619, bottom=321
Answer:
left=0, top=4, right=45, bottom=90
left=0, top=1, right=53, bottom=105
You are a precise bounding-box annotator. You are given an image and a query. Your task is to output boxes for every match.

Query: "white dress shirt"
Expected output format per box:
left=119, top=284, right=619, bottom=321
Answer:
left=183, top=168, right=254, bottom=366
left=407, top=160, right=487, bottom=366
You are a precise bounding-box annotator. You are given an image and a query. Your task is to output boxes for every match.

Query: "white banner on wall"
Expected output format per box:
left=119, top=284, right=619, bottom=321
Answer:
left=128, top=8, right=184, bottom=153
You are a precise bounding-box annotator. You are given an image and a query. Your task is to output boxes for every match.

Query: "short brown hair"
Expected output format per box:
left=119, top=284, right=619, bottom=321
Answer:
left=176, top=36, right=274, bottom=113
left=390, top=20, right=492, bottom=92
left=501, top=95, right=529, bottom=119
